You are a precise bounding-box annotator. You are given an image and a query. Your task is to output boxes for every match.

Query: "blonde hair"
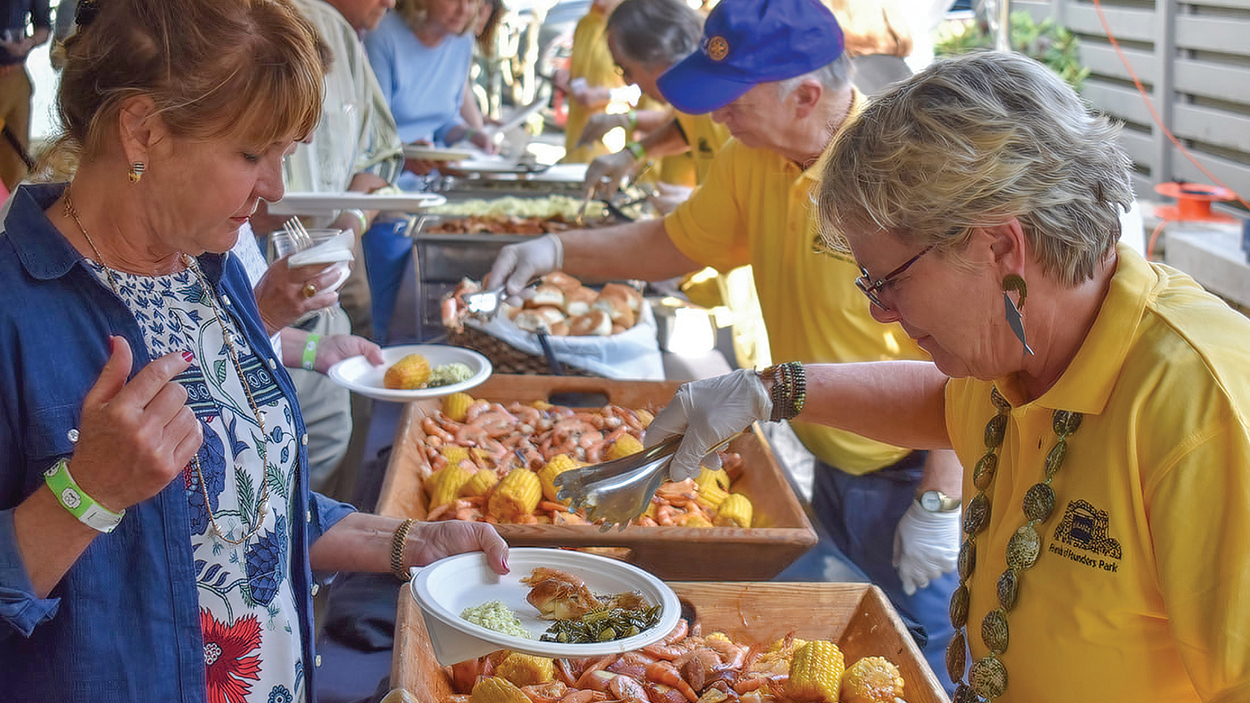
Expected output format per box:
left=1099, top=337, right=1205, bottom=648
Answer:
left=818, top=51, right=1133, bottom=287
left=44, top=0, right=325, bottom=172
left=397, top=0, right=479, bottom=36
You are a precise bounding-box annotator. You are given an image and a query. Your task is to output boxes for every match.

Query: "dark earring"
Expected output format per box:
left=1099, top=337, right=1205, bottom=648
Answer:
left=1003, top=274, right=1034, bottom=356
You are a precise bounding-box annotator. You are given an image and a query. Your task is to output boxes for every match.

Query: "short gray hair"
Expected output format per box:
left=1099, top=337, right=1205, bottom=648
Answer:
left=607, top=0, right=703, bottom=68
left=818, top=51, right=1133, bottom=287
left=776, top=54, right=854, bottom=97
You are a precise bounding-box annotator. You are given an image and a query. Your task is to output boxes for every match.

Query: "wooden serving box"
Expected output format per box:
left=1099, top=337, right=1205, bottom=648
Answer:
left=391, top=582, right=950, bottom=703
left=376, top=375, right=818, bottom=580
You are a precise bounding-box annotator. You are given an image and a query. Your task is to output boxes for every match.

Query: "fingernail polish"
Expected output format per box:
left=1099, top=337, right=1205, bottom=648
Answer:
left=181, top=351, right=194, bottom=363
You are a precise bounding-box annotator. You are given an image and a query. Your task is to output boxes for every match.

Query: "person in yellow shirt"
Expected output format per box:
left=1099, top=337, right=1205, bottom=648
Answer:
left=645, top=51, right=1250, bottom=702
left=488, top=0, right=963, bottom=689
left=559, top=0, right=629, bottom=163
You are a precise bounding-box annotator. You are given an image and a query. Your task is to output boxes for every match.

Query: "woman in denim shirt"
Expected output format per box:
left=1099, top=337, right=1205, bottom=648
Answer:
left=0, top=1, right=508, bottom=700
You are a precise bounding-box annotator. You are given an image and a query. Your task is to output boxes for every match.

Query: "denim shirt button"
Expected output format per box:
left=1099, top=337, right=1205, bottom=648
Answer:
left=67, top=428, right=79, bottom=443
left=315, top=655, right=323, bottom=667
left=301, top=433, right=309, bottom=446
left=306, top=509, right=313, bottom=523
left=311, top=583, right=320, bottom=596
left=221, top=294, right=231, bottom=306
left=267, top=358, right=277, bottom=370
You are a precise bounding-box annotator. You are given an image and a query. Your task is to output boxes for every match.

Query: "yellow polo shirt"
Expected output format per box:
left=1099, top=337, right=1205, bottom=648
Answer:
left=664, top=110, right=924, bottom=474
left=563, top=7, right=620, bottom=163
left=673, top=111, right=730, bottom=184
left=945, top=244, right=1250, bottom=702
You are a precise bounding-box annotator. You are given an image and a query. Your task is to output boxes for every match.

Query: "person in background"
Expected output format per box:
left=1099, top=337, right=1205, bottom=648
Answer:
left=644, top=51, right=1250, bottom=703
left=0, top=1, right=508, bottom=701
left=0, top=0, right=49, bottom=190
left=248, top=0, right=405, bottom=500
left=467, top=0, right=504, bottom=122
left=828, top=0, right=915, bottom=95
left=365, top=0, right=496, bottom=168
left=488, top=0, right=962, bottom=689
left=557, top=0, right=631, bottom=164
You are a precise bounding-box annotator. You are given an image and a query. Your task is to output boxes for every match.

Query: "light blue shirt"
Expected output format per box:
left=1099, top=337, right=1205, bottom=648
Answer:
left=364, top=10, right=474, bottom=146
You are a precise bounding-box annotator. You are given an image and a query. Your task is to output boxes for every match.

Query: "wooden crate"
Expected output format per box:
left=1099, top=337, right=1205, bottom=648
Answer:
left=376, top=375, right=817, bottom=580
left=391, top=582, right=950, bottom=703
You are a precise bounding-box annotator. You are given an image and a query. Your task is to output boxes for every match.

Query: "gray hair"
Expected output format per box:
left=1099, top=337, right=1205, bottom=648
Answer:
left=776, top=54, right=854, bottom=98
left=607, top=0, right=703, bottom=68
left=818, top=51, right=1133, bottom=287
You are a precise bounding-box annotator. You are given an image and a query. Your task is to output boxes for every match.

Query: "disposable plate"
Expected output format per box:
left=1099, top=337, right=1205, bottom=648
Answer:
left=410, top=547, right=681, bottom=665
left=268, top=191, right=447, bottom=215
left=326, top=344, right=490, bottom=402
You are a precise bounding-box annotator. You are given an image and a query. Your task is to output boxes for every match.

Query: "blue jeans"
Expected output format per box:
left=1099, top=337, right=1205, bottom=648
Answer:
left=361, top=218, right=412, bottom=345
left=812, top=452, right=959, bottom=695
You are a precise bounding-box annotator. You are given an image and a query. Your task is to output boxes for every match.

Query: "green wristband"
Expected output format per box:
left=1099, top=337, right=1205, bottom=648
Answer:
left=625, top=140, right=646, bottom=161
left=302, top=333, right=321, bottom=371
left=44, top=459, right=125, bottom=533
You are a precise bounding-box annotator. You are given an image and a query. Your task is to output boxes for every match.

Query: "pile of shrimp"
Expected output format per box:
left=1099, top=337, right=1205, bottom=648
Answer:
left=443, top=619, right=835, bottom=703
left=419, top=400, right=650, bottom=471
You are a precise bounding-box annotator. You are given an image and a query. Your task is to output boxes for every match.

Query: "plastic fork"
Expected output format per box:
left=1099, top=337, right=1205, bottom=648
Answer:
left=283, top=217, right=314, bottom=250
left=554, top=432, right=744, bottom=532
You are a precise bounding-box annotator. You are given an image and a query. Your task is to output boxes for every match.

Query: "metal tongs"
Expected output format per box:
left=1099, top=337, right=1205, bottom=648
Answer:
left=462, top=280, right=540, bottom=321
left=554, top=432, right=743, bottom=532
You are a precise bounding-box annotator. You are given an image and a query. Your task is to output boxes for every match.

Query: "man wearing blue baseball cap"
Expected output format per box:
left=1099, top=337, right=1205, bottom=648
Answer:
left=488, top=0, right=960, bottom=689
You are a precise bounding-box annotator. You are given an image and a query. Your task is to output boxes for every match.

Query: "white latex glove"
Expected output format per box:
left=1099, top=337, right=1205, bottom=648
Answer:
left=486, top=234, right=563, bottom=300
left=584, top=150, right=637, bottom=200
left=893, top=501, right=961, bottom=596
left=643, top=369, right=772, bottom=481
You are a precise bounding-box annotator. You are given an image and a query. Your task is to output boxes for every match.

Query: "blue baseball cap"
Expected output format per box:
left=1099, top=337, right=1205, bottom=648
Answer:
left=656, top=0, right=845, bottom=115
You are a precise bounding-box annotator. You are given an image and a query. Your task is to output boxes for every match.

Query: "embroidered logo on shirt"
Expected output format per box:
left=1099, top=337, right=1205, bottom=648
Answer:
left=697, top=138, right=715, bottom=156
left=1049, top=499, right=1122, bottom=572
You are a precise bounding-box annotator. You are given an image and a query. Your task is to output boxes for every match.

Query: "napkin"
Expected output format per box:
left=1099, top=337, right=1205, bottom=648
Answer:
left=287, top=228, right=356, bottom=267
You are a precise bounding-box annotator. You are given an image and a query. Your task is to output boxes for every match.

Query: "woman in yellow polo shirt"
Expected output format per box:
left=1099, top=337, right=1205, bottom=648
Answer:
left=647, top=52, right=1250, bottom=702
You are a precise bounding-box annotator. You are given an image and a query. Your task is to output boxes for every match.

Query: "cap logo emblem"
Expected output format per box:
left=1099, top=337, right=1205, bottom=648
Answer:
left=707, top=36, right=729, bottom=61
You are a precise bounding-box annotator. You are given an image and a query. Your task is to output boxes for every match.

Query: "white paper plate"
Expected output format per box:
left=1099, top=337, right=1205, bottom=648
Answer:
left=326, top=344, right=491, bottom=402
left=268, top=192, right=447, bottom=215
left=411, top=548, right=681, bottom=665
left=403, top=145, right=475, bottom=161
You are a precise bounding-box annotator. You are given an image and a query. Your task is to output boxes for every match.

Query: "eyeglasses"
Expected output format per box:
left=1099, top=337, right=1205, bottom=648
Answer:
left=854, top=245, right=934, bottom=311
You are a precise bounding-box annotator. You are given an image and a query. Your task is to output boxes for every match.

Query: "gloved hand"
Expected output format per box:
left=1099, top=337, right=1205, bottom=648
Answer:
left=893, top=501, right=961, bottom=596
left=486, top=234, right=563, bottom=301
left=584, top=150, right=638, bottom=200
left=577, top=113, right=631, bottom=149
left=643, top=369, right=772, bottom=481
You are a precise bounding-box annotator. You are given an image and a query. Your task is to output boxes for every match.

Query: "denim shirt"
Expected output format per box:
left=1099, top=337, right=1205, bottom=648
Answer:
left=0, top=184, right=356, bottom=700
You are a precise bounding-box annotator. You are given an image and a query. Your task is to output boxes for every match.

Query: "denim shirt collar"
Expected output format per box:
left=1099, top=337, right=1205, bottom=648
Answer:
left=5, top=182, right=228, bottom=284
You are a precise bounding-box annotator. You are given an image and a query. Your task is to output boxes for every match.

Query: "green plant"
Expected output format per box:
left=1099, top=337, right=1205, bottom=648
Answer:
left=935, top=11, right=1091, bottom=90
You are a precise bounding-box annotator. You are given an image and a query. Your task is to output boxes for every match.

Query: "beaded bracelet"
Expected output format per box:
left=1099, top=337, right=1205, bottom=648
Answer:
left=390, top=518, right=417, bottom=582
left=760, top=362, right=806, bottom=421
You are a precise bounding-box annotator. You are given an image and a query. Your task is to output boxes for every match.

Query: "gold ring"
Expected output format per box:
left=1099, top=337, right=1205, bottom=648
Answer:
left=302, top=283, right=318, bottom=299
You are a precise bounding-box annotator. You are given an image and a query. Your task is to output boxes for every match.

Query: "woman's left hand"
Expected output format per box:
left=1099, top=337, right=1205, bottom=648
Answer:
left=254, top=256, right=343, bottom=334
left=314, top=334, right=383, bottom=373
left=406, top=520, right=509, bottom=575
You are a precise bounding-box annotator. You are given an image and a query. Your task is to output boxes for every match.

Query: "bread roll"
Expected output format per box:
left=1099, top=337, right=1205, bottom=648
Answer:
left=543, top=271, right=583, bottom=295
left=568, top=309, right=612, bottom=336
left=600, top=283, right=643, bottom=312
left=593, top=295, right=631, bottom=323
left=549, top=321, right=571, bottom=336
left=532, top=305, right=567, bottom=327
left=563, top=287, right=598, bottom=317
left=512, top=310, right=548, bottom=332
left=611, top=324, right=627, bottom=335
left=526, top=284, right=565, bottom=309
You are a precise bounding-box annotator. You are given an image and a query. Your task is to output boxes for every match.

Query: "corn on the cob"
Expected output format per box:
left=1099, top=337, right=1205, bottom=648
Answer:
left=471, top=676, right=530, bottom=703
left=787, top=640, right=845, bottom=702
left=604, top=434, right=644, bottom=461
left=695, top=468, right=731, bottom=510
left=697, top=467, right=731, bottom=492
left=713, top=493, right=754, bottom=528
left=460, top=469, right=498, bottom=497
left=635, top=409, right=654, bottom=427
left=840, top=656, right=905, bottom=703
left=531, top=400, right=553, bottom=411
left=488, top=469, right=542, bottom=522
left=383, top=354, right=431, bottom=390
left=680, top=512, right=713, bottom=528
left=537, top=454, right=578, bottom=503
left=767, top=636, right=809, bottom=656
left=442, top=392, right=475, bottom=422
left=495, top=653, right=555, bottom=687
left=427, top=464, right=474, bottom=509
left=439, top=445, right=470, bottom=465
left=705, top=631, right=731, bottom=643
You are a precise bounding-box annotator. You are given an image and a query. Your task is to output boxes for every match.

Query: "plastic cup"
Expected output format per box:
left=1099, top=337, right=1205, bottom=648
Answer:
left=271, top=227, right=345, bottom=260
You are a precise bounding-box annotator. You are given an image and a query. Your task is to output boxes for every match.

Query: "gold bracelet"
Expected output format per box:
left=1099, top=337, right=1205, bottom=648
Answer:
left=390, top=518, right=417, bottom=582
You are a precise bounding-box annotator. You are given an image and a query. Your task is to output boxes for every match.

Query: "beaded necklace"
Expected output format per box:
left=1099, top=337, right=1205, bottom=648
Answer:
left=64, top=191, right=272, bottom=545
left=947, top=386, right=1083, bottom=703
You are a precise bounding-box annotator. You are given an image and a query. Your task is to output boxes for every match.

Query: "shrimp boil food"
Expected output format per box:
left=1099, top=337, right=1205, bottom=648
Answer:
left=416, top=393, right=755, bottom=529
left=521, top=568, right=661, bottom=644
left=442, top=622, right=908, bottom=703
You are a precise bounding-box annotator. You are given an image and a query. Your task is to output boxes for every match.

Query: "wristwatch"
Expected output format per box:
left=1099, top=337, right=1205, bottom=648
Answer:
left=917, top=489, right=961, bottom=513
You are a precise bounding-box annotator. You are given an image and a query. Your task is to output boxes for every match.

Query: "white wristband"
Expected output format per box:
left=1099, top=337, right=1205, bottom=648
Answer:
left=547, top=234, right=564, bottom=270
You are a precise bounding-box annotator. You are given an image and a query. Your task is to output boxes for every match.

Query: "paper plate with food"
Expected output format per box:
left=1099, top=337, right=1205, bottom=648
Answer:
left=327, top=344, right=491, bottom=401
left=410, top=547, right=681, bottom=665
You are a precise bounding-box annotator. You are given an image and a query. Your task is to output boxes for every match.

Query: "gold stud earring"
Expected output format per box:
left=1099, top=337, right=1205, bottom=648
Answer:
left=128, top=162, right=145, bottom=183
